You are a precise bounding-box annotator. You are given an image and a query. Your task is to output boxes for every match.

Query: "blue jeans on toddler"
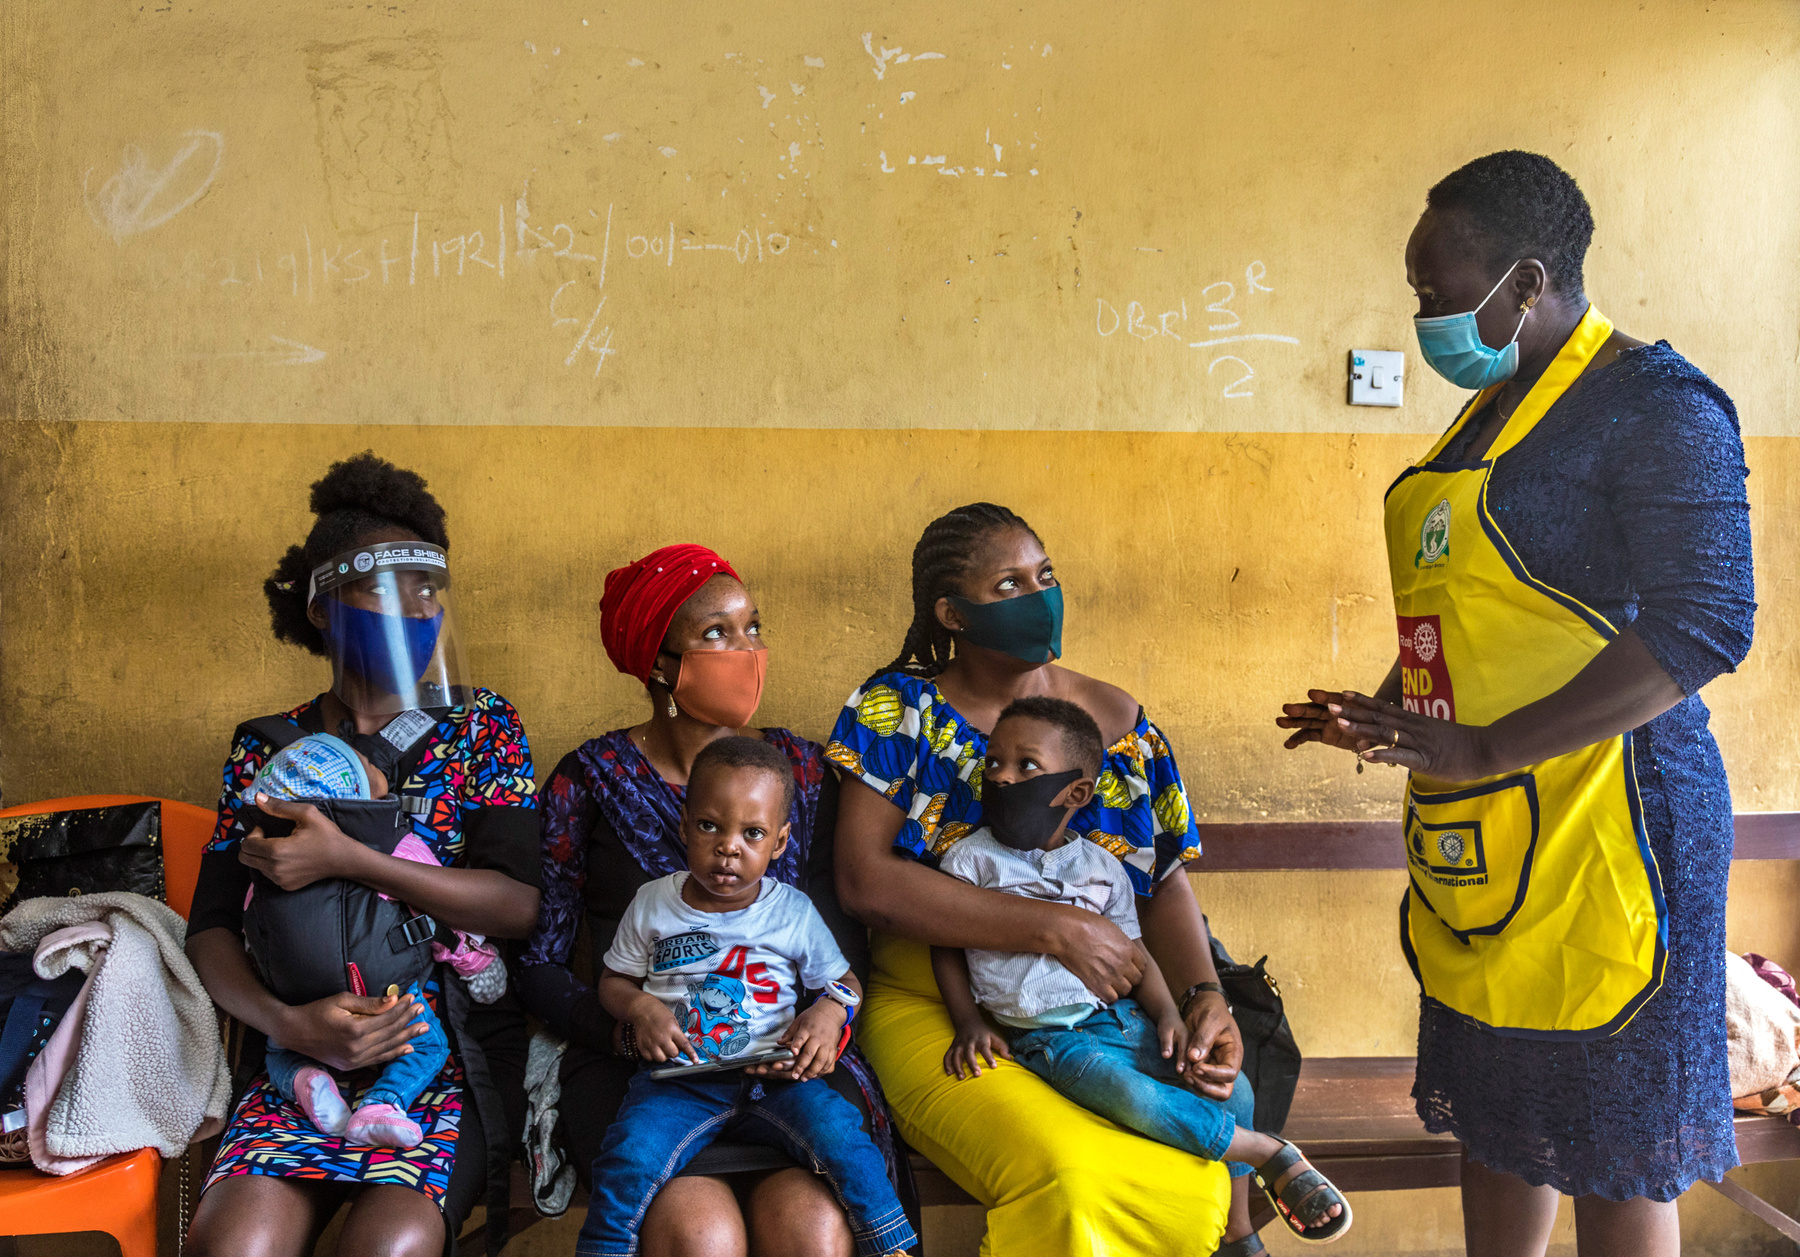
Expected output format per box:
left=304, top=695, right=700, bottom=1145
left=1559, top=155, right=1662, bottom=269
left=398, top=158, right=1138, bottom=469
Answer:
left=1006, top=997, right=1258, bottom=1178
left=265, top=983, right=449, bottom=1113
left=579, top=1067, right=917, bottom=1257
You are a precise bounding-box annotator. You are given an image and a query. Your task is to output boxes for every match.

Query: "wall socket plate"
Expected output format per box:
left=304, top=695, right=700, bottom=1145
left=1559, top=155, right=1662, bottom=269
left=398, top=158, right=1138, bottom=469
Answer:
left=1349, top=350, right=1405, bottom=407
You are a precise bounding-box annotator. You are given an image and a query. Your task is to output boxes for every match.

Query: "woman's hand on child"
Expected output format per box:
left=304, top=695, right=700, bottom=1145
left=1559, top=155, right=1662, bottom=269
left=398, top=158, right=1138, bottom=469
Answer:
left=943, top=1025, right=1013, bottom=1080
left=239, top=795, right=373, bottom=891
left=278, top=990, right=430, bottom=1072
left=1051, top=908, right=1144, bottom=1003
left=1177, top=990, right=1244, bottom=1100
left=628, top=994, right=701, bottom=1065
left=757, top=999, right=845, bottom=1082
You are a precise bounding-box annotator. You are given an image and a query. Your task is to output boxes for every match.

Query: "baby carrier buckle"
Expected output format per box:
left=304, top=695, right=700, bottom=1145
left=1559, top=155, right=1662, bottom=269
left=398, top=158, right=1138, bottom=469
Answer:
left=390, top=913, right=438, bottom=952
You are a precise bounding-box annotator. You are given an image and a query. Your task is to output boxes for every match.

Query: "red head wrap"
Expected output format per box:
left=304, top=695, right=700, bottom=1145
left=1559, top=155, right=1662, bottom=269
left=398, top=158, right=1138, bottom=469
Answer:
left=599, top=544, right=743, bottom=683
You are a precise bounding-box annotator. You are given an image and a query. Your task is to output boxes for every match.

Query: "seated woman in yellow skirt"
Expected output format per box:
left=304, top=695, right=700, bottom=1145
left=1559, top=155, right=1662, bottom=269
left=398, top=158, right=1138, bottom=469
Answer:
left=829, top=504, right=1344, bottom=1256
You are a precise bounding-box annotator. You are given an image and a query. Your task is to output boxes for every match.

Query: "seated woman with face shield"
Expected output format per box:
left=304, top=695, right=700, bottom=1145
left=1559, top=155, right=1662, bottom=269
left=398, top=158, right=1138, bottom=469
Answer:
left=183, top=454, right=541, bottom=1257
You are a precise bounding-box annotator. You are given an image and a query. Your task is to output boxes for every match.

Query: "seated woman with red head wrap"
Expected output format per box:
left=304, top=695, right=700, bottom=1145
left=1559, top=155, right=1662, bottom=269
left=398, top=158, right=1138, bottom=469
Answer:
left=515, top=544, right=907, bottom=1257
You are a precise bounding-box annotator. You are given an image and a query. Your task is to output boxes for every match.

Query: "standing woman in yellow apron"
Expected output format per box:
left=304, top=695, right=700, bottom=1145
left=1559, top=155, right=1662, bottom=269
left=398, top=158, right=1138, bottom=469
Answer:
left=1278, top=151, right=1754, bottom=1257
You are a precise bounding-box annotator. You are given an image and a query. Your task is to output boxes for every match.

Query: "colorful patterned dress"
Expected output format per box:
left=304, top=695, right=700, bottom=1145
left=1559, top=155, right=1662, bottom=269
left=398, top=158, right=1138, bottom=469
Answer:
left=192, top=688, right=535, bottom=1207
left=825, top=671, right=1200, bottom=892
left=827, top=671, right=1233, bottom=1253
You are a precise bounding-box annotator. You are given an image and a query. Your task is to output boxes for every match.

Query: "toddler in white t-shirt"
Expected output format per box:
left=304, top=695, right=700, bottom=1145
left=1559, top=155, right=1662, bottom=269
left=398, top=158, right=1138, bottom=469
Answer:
left=576, top=736, right=916, bottom=1257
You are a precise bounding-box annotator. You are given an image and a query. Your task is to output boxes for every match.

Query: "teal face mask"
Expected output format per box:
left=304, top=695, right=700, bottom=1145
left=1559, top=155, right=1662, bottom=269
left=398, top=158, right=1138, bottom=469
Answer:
left=1413, top=261, right=1530, bottom=390
left=947, top=585, right=1064, bottom=664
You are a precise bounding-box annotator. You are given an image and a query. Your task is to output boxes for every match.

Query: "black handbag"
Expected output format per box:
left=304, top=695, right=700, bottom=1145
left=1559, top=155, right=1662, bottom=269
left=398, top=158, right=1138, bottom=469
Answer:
left=1209, top=929, right=1303, bottom=1135
left=0, top=801, right=165, bottom=915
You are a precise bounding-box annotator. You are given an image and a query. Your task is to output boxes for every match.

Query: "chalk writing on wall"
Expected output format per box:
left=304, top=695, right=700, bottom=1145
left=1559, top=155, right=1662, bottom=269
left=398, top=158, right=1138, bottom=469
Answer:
left=85, top=131, right=224, bottom=243
left=1096, top=262, right=1297, bottom=399
left=61, top=28, right=1340, bottom=427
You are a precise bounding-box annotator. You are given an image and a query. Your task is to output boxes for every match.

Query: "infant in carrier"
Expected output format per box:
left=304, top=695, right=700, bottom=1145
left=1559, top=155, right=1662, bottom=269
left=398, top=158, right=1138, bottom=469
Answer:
left=239, top=732, right=505, bottom=1148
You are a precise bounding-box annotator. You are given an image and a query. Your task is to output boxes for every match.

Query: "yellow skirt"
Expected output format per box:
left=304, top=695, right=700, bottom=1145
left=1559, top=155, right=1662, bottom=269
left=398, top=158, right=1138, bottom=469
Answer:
left=862, top=935, right=1231, bottom=1256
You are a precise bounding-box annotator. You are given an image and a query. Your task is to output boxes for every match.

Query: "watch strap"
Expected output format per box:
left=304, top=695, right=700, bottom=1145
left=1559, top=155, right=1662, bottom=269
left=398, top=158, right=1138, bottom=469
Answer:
left=1179, top=981, right=1228, bottom=1020
left=818, top=980, right=861, bottom=1023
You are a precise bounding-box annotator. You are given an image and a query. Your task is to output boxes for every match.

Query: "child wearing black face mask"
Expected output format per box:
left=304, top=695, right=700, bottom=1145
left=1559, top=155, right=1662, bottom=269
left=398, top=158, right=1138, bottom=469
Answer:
left=931, top=698, right=1352, bottom=1248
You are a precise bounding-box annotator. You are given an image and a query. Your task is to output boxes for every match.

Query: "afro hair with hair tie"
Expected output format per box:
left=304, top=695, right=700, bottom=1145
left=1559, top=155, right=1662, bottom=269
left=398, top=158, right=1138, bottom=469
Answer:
left=264, top=452, right=450, bottom=656
left=1426, top=150, right=1595, bottom=299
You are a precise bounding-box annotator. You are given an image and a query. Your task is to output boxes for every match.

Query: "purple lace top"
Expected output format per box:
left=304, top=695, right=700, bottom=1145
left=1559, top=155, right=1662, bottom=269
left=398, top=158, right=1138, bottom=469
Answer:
left=1412, top=341, right=1755, bottom=1201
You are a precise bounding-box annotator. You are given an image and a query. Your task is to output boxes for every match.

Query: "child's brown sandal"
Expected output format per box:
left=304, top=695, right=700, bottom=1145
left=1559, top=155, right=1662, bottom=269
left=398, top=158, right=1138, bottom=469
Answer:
left=1251, top=1140, right=1353, bottom=1244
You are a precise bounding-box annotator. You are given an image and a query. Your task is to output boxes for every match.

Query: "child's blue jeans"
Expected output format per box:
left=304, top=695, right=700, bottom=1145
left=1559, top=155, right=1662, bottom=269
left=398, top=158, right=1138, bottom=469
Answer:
left=265, top=984, right=449, bottom=1114
left=578, top=1068, right=917, bottom=1257
left=1006, top=997, right=1258, bottom=1177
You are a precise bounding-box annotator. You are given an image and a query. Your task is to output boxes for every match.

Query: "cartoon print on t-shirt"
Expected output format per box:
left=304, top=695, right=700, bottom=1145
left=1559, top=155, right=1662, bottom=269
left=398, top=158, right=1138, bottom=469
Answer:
left=678, top=973, right=754, bottom=1060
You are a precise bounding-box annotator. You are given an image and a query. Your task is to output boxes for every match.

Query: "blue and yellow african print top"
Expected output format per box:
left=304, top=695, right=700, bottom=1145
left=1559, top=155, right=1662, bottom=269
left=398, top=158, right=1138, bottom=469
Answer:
left=825, top=671, right=1200, bottom=896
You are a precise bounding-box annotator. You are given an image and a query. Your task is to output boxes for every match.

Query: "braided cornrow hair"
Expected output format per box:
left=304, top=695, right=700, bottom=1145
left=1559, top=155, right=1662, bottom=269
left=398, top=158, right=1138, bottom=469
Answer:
left=874, top=502, right=1043, bottom=681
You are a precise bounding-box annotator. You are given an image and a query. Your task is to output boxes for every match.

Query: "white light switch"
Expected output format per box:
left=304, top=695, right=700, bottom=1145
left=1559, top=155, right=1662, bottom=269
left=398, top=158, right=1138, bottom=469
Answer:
left=1349, top=350, right=1405, bottom=407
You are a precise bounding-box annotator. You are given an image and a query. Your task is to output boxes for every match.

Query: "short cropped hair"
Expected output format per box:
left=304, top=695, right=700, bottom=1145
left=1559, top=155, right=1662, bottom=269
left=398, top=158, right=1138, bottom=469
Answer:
left=690, top=736, right=795, bottom=814
left=1427, top=151, right=1594, bottom=298
left=995, top=696, right=1105, bottom=778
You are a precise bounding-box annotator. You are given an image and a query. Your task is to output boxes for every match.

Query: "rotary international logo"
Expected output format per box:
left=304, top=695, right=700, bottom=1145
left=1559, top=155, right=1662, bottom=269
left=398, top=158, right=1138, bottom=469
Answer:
left=1413, top=621, right=1439, bottom=664
left=1416, top=499, right=1451, bottom=568
left=1437, top=831, right=1466, bottom=866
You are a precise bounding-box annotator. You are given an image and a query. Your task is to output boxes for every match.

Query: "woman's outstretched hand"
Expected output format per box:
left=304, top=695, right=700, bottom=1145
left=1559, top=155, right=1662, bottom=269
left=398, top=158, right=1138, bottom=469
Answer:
left=1331, top=691, right=1494, bottom=782
left=1276, top=689, right=1365, bottom=753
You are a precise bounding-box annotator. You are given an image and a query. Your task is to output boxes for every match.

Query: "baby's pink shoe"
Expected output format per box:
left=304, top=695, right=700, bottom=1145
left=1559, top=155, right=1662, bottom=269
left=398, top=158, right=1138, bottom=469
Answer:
left=344, top=1102, right=424, bottom=1149
left=294, top=1066, right=349, bottom=1137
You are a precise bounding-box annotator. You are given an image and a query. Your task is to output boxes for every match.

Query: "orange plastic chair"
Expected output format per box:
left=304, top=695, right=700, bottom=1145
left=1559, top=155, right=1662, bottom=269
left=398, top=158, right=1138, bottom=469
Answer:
left=1, top=794, right=217, bottom=1257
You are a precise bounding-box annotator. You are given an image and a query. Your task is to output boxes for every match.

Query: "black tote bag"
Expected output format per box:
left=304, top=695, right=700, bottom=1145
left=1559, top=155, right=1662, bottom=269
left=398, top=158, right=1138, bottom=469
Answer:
left=1209, top=928, right=1303, bottom=1135
left=0, top=801, right=165, bottom=914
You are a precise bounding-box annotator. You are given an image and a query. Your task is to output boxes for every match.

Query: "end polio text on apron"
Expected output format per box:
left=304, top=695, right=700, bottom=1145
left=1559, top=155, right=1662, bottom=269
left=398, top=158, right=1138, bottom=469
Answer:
left=1385, top=305, right=1667, bottom=1040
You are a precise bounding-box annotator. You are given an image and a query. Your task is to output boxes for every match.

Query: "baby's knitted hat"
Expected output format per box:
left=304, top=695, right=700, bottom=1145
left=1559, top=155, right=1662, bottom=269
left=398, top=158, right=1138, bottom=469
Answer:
left=242, top=733, right=371, bottom=804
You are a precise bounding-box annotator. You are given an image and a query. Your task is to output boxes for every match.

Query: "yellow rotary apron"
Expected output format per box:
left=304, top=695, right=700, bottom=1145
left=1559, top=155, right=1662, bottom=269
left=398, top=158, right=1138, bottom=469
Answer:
left=1385, top=305, right=1667, bottom=1039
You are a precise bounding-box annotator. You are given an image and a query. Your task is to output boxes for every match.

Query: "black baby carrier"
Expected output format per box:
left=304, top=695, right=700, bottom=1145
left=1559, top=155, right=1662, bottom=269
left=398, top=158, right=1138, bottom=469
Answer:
left=232, top=708, right=517, bottom=1255
left=234, top=714, right=444, bottom=1003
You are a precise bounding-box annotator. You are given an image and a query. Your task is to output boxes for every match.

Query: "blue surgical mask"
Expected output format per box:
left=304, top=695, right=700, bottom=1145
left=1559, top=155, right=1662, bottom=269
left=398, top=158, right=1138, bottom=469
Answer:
left=1413, top=261, right=1530, bottom=389
left=947, top=585, right=1064, bottom=664
left=325, top=599, right=445, bottom=696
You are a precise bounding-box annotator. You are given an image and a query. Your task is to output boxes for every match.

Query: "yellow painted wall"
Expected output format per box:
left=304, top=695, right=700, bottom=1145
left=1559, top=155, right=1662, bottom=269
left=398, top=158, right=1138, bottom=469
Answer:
left=5, top=2, right=1800, bottom=1253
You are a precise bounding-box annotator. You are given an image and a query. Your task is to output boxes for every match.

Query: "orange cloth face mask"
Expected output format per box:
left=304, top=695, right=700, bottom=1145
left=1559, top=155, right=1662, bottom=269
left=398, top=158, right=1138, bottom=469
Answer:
left=673, top=647, right=768, bottom=728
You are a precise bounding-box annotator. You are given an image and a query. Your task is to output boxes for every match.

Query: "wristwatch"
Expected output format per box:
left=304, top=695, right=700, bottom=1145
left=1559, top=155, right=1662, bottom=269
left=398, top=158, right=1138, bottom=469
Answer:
left=817, top=979, right=862, bottom=1023
left=1179, top=981, right=1228, bottom=1020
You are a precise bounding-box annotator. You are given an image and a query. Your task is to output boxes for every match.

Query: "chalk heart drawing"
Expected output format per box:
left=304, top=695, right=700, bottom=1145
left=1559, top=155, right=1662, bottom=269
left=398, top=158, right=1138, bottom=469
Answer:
left=84, top=130, right=224, bottom=243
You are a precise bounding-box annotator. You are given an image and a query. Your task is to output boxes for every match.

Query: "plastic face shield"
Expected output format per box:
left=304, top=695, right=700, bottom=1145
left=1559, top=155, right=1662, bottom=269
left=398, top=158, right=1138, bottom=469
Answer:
left=308, top=542, right=470, bottom=715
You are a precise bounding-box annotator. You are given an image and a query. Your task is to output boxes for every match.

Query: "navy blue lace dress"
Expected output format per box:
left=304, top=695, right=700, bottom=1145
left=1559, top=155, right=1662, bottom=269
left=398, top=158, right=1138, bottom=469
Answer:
left=1413, top=342, right=1755, bottom=1201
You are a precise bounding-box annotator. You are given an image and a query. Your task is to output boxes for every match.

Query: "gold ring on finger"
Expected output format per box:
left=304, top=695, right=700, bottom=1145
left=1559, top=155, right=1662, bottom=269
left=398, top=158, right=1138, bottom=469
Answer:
left=1389, top=728, right=1400, bottom=748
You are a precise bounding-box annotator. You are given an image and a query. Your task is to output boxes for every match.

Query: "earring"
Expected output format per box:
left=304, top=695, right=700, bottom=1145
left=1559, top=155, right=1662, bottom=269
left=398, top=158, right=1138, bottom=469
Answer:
left=1519, top=301, right=1530, bottom=312
left=667, top=695, right=678, bottom=718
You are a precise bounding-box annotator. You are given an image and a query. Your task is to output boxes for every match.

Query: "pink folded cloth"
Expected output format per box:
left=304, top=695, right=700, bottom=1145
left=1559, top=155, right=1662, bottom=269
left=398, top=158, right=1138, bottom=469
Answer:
left=26, top=924, right=110, bottom=1175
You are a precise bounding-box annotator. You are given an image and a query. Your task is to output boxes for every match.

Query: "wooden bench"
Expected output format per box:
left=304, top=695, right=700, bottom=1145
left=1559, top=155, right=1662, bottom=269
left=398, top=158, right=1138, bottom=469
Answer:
left=491, top=813, right=1800, bottom=1248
